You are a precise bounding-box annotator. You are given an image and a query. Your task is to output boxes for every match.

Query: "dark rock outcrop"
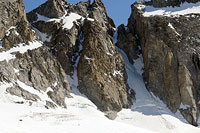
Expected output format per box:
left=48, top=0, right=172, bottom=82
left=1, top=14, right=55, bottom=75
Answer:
left=126, top=1, right=200, bottom=125
left=77, top=20, right=132, bottom=113
left=116, top=24, right=140, bottom=64
left=2, top=20, right=35, bottom=49
left=68, top=0, right=115, bottom=36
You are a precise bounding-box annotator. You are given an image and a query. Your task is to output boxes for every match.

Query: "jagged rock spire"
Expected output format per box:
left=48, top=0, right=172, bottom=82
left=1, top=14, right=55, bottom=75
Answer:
left=31, top=0, right=66, bottom=18
left=92, top=0, right=104, bottom=7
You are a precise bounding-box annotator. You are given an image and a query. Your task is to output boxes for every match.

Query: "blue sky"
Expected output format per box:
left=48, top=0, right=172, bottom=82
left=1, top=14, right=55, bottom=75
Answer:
left=23, top=0, right=136, bottom=26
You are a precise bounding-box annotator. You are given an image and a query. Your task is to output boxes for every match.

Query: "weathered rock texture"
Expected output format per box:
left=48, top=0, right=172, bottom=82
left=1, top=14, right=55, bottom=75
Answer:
left=0, top=0, right=27, bottom=39
left=127, top=1, right=200, bottom=126
left=78, top=20, right=131, bottom=112
left=0, top=0, right=35, bottom=49
left=1, top=21, right=35, bottom=49
left=0, top=0, right=70, bottom=108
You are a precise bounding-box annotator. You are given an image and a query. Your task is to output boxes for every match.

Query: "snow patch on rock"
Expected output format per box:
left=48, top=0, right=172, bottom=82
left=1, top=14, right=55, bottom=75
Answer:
left=5, top=26, right=19, bottom=36
left=168, top=23, right=181, bottom=36
left=179, top=103, right=191, bottom=109
left=139, top=2, right=200, bottom=17
left=35, top=12, right=94, bottom=30
left=0, top=40, right=43, bottom=62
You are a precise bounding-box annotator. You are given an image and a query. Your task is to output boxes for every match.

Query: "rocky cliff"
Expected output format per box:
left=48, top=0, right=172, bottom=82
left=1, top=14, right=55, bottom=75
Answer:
left=120, top=0, right=200, bottom=126
left=0, top=0, right=70, bottom=108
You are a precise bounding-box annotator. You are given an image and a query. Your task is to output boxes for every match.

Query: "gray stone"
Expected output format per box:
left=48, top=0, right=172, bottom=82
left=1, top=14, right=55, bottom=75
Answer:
left=6, top=86, right=40, bottom=102
left=104, top=111, right=118, bottom=120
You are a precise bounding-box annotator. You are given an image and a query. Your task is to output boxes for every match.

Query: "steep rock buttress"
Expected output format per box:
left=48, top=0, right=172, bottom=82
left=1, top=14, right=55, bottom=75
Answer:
left=120, top=0, right=200, bottom=126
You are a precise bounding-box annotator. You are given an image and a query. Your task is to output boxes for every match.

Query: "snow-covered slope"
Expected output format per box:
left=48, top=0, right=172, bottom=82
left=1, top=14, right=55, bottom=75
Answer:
left=0, top=93, right=154, bottom=133
left=0, top=72, right=152, bottom=133
left=0, top=40, right=42, bottom=62
left=139, top=2, right=200, bottom=17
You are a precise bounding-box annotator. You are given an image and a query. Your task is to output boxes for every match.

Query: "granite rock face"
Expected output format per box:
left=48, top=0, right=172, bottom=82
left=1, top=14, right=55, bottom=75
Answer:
left=68, top=0, right=115, bottom=36
left=1, top=20, right=35, bottom=49
left=2, top=0, right=200, bottom=125
left=126, top=1, right=200, bottom=126
left=0, top=0, right=71, bottom=108
left=27, top=0, right=83, bottom=75
left=2, top=46, right=71, bottom=108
